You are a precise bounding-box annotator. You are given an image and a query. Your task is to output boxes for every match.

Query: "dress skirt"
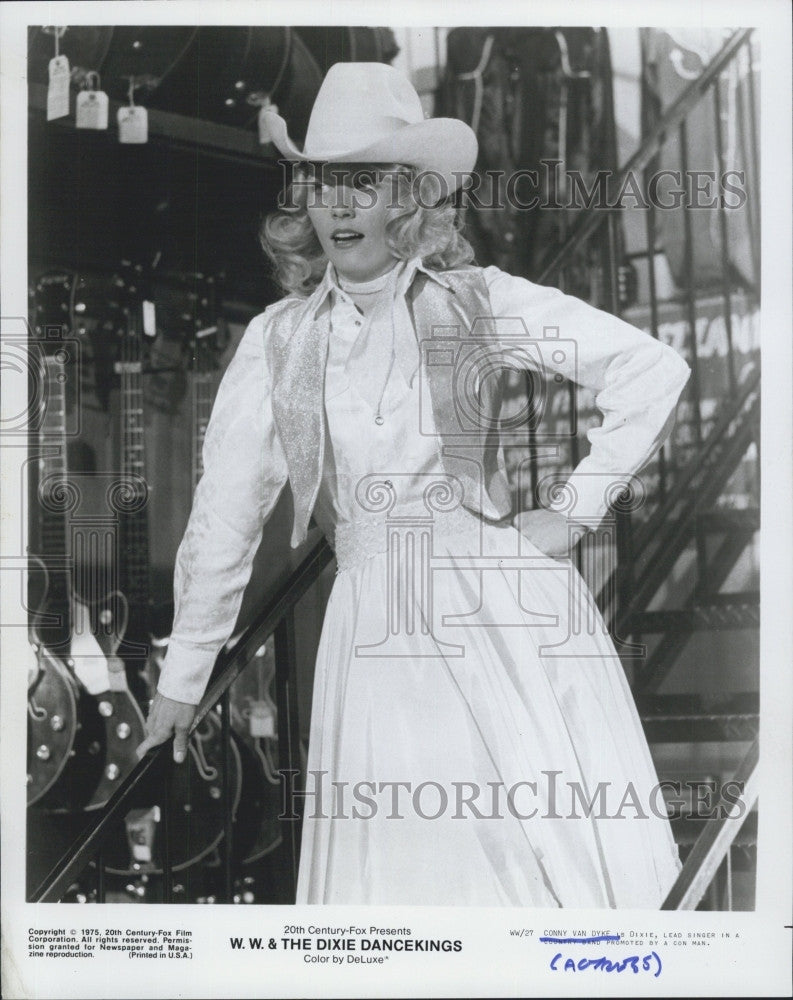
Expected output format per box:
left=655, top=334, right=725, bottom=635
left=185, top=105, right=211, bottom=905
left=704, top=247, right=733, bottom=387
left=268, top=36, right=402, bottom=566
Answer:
left=294, top=508, right=681, bottom=907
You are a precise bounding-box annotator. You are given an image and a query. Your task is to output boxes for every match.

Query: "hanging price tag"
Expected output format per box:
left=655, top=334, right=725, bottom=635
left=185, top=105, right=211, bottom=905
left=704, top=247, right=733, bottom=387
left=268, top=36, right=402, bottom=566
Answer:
left=248, top=700, right=276, bottom=738
left=125, top=806, right=161, bottom=863
left=257, top=98, right=278, bottom=145
left=47, top=54, right=71, bottom=121
left=76, top=89, right=109, bottom=130
left=142, top=300, right=156, bottom=337
left=118, top=105, right=148, bottom=144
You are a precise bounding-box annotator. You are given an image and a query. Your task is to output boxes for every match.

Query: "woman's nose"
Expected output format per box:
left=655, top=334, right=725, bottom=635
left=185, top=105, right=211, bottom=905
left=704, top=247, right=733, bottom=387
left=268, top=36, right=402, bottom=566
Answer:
left=330, top=187, right=356, bottom=217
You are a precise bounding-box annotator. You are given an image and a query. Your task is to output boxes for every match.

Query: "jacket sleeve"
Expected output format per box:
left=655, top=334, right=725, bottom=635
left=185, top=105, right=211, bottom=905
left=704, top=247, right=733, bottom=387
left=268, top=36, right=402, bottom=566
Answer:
left=483, top=265, right=691, bottom=525
left=156, top=311, right=289, bottom=704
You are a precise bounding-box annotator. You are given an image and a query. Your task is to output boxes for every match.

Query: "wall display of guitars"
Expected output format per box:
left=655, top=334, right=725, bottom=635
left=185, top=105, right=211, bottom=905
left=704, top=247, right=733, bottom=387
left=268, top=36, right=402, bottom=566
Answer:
left=26, top=261, right=289, bottom=887
left=27, top=284, right=106, bottom=809
left=28, top=271, right=148, bottom=812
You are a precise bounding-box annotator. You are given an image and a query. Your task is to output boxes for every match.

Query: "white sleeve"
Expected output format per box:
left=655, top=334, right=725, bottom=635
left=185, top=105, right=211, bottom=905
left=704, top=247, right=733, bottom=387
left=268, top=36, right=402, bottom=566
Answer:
left=484, top=265, right=691, bottom=525
left=156, top=311, right=289, bottom=704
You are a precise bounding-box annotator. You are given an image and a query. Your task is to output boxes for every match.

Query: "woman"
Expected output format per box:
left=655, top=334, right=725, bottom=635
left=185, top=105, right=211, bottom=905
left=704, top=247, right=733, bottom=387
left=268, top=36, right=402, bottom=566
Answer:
left=138, top=62, right=690, bottom=907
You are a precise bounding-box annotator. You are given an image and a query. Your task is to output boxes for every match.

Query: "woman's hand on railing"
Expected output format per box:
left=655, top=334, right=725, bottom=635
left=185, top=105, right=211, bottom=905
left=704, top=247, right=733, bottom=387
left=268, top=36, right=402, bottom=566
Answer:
left=512, top=508, right=584, bottom=558
left=136, top=691, right=197, bottom=764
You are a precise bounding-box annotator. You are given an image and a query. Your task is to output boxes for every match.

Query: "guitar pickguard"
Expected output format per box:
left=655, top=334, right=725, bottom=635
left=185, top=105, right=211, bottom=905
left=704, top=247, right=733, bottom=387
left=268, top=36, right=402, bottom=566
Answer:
left=70, top=592, right=148, bottom=811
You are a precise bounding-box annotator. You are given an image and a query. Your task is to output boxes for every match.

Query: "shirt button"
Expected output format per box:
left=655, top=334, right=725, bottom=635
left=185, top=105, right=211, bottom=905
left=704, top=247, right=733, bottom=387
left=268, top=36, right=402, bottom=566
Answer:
left=354, top=319, right=361, bottom=326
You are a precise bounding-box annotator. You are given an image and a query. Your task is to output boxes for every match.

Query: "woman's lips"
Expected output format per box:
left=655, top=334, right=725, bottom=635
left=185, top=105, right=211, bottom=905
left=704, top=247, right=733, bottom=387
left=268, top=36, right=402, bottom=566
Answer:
left=331, top=229, right=364, bottom=248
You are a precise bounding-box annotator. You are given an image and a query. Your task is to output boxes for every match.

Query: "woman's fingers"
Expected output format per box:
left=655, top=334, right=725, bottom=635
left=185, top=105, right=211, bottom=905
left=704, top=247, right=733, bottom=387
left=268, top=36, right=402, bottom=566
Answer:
left=135, top=692, right=197, bottom=763
left=135, top=715, right=174, bottom=759
left=172, top=724, right=189, bottom=763
left=135, top=731, right=164, bottom=760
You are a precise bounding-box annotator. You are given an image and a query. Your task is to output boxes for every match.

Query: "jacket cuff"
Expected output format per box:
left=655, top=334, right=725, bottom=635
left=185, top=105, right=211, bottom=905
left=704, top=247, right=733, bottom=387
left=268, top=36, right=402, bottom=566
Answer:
left=547, top=469, right=648, bottom=529
left=156, top=640, right=219, bottom=706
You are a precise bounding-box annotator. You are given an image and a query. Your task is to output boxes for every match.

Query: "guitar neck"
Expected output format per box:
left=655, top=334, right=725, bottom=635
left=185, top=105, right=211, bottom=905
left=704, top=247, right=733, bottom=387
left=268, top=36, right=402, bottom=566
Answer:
left=117, top=309, right=151, bottom=618
left=36, top=354, right=72, bottom=644
left=191, top=372, right=215, bottom=496
left=188, top=274, right=220, bottom=498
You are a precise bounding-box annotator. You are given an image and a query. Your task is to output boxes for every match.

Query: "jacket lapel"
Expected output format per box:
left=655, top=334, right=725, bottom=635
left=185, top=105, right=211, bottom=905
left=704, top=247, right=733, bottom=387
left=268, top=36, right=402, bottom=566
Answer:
left=412, top=269, right=512, bottom=520
left=270, top=300, right=330, bottom=546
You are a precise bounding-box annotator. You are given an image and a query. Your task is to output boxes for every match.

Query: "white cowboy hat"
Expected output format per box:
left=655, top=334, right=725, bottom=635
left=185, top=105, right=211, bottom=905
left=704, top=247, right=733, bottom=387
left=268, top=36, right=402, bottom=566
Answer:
left=262, top=62, right=478, bottom=197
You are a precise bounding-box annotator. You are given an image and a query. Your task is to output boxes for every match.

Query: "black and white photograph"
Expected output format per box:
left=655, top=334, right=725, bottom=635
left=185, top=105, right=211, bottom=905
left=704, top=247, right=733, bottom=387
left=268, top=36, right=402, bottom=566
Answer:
left=1, top=1, right=791, bottom=997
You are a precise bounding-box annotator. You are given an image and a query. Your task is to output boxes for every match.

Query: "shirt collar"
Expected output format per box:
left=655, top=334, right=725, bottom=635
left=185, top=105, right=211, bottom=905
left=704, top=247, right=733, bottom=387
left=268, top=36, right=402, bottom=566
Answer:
left=309, top=257, right=453, bottom=319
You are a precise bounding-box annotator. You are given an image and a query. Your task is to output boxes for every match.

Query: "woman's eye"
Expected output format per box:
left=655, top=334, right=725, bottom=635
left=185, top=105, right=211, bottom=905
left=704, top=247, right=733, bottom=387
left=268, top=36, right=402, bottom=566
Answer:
left=352, top=172, right=377, bottom=190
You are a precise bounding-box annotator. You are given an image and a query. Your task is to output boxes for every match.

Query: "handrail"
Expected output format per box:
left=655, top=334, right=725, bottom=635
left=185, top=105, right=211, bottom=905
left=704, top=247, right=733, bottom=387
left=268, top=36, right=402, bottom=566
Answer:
left=30, top=532, right=333, bottom=903
left=537, top=27, right=754, bottom=283
left=662, top=740, right=759, bottom=909
left=202, top=535, right=333, bottom=725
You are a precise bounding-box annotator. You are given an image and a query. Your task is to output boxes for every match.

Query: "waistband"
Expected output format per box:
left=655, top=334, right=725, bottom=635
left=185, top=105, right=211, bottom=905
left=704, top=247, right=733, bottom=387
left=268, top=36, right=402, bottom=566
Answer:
left=332, top=504, right=482, bottom=572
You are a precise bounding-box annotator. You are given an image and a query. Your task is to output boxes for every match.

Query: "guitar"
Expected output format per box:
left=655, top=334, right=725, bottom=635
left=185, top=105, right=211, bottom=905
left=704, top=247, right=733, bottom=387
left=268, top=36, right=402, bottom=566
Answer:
left=26, top=287, right=106, bottom=807
left=101, top=266, right=249, bottom=874
left=45, top=269, right=150, bottom=812
left=229, top=642, right=284, bottom=863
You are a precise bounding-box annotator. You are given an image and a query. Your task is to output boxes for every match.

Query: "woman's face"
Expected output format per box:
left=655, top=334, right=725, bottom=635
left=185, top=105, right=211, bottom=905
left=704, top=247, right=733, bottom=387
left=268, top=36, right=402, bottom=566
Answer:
left=305, top=164, right=409, bottom=282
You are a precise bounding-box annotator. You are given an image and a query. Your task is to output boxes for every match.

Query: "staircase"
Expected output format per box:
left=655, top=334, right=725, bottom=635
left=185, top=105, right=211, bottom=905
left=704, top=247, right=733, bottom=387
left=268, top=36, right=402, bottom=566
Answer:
left=526, top=26, right=760, bottom=910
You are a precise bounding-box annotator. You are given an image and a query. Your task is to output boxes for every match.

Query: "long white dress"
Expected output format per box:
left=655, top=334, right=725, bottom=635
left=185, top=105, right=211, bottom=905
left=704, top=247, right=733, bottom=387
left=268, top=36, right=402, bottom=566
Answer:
left=293, top=266, right=682, bottom=907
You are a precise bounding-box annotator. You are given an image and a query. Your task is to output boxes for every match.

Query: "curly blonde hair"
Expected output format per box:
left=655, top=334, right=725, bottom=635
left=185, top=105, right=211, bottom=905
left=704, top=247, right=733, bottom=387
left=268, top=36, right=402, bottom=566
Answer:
left=260, top=164, right=475, bottom=297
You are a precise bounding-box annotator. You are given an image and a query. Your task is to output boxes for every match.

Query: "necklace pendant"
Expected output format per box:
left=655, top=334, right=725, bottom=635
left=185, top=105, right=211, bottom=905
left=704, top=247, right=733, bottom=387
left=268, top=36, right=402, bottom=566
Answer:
left=374, top=415, right=385, bottom=426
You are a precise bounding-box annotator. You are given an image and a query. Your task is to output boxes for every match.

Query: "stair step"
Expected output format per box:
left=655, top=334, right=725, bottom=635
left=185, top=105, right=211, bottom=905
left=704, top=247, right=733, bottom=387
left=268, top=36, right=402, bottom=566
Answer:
left=630, top=592, right=759, bottom=633
left=640, top=694, right=759, bottom=743
left=643, top=712, right=759, bottom=743
left=697, top=509, right=760, bottom=532
left=670, top=810, right=757, bottom=849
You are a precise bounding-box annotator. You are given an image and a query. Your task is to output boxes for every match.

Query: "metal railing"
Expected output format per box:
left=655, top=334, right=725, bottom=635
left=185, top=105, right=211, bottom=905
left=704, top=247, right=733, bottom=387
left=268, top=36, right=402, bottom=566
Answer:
left=30, top=533, right=333, bottom=903
left=532, top=27, right=760, bottom=910
left=531, top=28, right=760, bottom=649
left=662, top=741, right=759, bottom=910
left=521, top=27, right=760, bottom=911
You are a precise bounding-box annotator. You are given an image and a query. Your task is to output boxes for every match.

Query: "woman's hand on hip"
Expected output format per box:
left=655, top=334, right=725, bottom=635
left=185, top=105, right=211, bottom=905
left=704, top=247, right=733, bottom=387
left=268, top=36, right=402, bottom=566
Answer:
left=512, top=508, right=585, bottom=558
left=136, top=691, right=197, bottom=764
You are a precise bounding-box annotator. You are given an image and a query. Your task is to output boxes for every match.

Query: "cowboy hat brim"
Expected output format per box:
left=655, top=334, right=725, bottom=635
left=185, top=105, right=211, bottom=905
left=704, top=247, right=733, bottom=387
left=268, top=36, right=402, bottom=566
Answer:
left=263, top=109, right=478, bottom=198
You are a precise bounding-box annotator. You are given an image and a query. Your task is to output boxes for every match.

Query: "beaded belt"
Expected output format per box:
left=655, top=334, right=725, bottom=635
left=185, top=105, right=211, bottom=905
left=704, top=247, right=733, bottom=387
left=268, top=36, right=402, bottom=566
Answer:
left=333, top=504, right=482, bottom=572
